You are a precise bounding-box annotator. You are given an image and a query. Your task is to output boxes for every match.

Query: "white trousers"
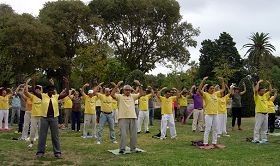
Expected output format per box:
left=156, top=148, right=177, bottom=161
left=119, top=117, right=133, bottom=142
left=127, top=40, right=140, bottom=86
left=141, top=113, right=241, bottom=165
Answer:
left=30, top=116, right=40, bottom=142
left=204, top=114, right=218, bottom=145
left=83, top=114, right=96, bottom=137
left=192, top=109, right=204, bottom=131
left=0, top=110, right=9, bottom=128
left=137, top=110, right=149, bottom=132
left=21, top=111, right=31, bottom=139
left=113, top=109, right=118, bottom=124
left=161, top=114, right=176, bottom=138
left=253, top=113, right=268, bottom=141
left=217, top=113, right=227, bottom=135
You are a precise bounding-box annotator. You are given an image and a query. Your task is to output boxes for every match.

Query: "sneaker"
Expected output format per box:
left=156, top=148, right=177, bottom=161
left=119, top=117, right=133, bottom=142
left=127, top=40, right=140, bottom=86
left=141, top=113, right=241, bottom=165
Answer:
left=36, top=153, right=44, bottom=158
left=251, top=140, right=259, bottom=144
left=223, top=134, right=230, bottom=137
left=28, top=144, right=33, bottom=148
left=112, top=141, right=118, bottom=144
left=96, top=141, right=101, bottom=144
left=217, top=134, right=221, bottom=138
left=192, top=130, right=196, bottom=132
left=25, top=137, right=30, bottom=141
left=238, top=128, right=243, bottom=131
left=137, top=131, right=141, bottom=134
left=130, top=149, right=141, bottom=153
left=171, top=136, right=176, bottom=140
left=145, top=131, right=150, bottom=134
left=119, top=150, right=125, bottom=154
left=81, top=136, right=87, bottom=139
left=160, top=137, right=166, bottom=140
left=259, top=139, right=268, bottom=144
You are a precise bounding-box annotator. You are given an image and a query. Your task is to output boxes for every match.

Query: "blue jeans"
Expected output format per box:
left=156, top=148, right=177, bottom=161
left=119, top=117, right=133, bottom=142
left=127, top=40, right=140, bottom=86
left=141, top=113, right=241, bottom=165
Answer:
left=71, top=111, right=81, bottom=131
left=97, top=112, right=116, bottom=142
left=149, top=108, right=154, bottom=126
left=37, top=117, right=61, bottom=155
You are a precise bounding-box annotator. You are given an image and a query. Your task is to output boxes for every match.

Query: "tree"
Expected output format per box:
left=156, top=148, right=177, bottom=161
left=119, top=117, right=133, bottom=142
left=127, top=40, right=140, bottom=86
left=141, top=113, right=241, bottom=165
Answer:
left=89, top=0, right=199, bottom=73
left=0, top=9, right=57, bottom=85
left=243, top=32, right=276, bottom=73
left=39, top=0, right=93, bottom=78
left=198, top=32, right=243, bottom=83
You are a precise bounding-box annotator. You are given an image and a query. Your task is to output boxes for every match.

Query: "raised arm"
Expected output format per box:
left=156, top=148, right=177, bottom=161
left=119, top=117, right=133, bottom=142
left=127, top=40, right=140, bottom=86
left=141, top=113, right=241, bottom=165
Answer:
left=218, top=77, right=225, bottom=94
left=270, top=89, right=277, bottom=102
left=24, top=79, right=32, bottom=98
left=134, top=80, right=144, bottom=97
left=267, top=80, right=273, bottom=93
left=111, top=81, right=123, bottom=99
left=198, top=77, right=208, bottom=96
left=81, top=83, right=89, bottom=96
left=240, top=82, right=247, bottom=95
left=255, top=80, right=263, bottom=95
left=157, top=87, right=167, bottom=99
left=58, top=77, right=69, bottom=100
left=31, top=78, right=42, bottom=99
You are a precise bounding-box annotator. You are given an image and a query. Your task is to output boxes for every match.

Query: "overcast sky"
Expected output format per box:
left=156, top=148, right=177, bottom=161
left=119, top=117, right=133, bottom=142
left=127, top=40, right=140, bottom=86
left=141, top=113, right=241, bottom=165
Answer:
left=1, top=0, right=279, bottom=74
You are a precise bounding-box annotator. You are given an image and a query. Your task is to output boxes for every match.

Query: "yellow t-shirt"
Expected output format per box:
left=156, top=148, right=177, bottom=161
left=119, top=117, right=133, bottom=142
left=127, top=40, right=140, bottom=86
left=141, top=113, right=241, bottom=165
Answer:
left=267, top=99, right=275, bottom=113
left=159, top=96, right=177, bottom=115
left=112, top=99, right=118, bottom=110
left=202, top=91, right=220, bottom=115
left=30, top=94, right=43, bottom=116
left=139, top=94, right=152, bottom=111
left=97, top=93, right=113, bottom=113
left=63, top=96, right=73, bottom=109
left=41, top=93, right=59, bottom=117
left=0, top=95, right=11, bottom=110
left=96, top=99, right=101, bottom=107
left=218, top=94, right=230, bottom=114
left=178, top=95, right=188, bottom=107
left=83, top=95, right=97, bottom=114
left=254, top=92, right=270, bottom=113
left=115, top=94, right=139, bottom=119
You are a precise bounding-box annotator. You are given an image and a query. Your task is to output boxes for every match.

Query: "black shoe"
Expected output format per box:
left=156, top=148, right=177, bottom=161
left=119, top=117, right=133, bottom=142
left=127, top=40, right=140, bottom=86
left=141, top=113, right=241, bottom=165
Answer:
left=131, top=149, right=141, bottom=153
left=36, top=153, right=44, bottom=158
left=119, top=150, right=125, bottom=154
left=54, top=153, right=62, bottom=158
left=137, top=132, right=141, bottom=134
left=145, top=131, right=150, bottom=133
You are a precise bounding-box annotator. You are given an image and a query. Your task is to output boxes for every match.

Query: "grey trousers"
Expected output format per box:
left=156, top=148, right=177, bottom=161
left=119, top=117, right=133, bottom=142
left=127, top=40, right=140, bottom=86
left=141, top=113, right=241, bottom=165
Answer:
left=11, top=107, right=20, bottom=126
left=119, top=118, right=137, bottom=151
left=253, top=113, right=268, bottom=141
left=64, top=108, right=72, bottom=128
left=37, top=117, right=61, bottom=155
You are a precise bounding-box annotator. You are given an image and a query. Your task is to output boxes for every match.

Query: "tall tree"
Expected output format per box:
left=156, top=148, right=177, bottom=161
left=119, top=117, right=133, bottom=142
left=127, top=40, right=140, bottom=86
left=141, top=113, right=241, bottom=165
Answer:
left=89, top=0, right=199, bottom=73
left=39, top=0, right=93, bottom=78
left=198, top=32, right=243, bottom=83
left=243, top=32, right=276, bottom=73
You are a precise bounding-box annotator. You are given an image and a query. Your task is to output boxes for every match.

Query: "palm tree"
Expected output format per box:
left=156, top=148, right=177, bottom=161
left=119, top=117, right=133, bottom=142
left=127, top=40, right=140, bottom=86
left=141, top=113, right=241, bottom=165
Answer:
left=243, top=32, right=276, bottom=71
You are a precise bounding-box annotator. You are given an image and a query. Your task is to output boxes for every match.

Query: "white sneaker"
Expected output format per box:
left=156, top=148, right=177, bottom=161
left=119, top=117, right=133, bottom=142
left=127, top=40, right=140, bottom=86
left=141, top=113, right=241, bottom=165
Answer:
left=96, top=141, right=101, bottom=144
left=81, top=136, right=87, bottom=139
left=160, top=137, right=166, bottom=140
left=171, top=136, right=177, bottom=140
left=28, top=144, right=33, bottom=148
left=25, top=137, right=30, bottom=141
left=112, top=141, right=118, bottom=144
left=223, top=134, right=230, bottom=137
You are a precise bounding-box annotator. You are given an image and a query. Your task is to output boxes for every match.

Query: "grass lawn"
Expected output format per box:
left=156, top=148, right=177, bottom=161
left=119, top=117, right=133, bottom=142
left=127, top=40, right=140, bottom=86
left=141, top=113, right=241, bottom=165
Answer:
left=0, top=117, right=279, bottom=166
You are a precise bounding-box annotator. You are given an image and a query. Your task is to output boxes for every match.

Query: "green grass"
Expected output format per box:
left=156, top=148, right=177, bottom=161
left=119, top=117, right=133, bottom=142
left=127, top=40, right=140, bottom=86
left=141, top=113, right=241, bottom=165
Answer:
left=0, top=118, right=279, bottom=166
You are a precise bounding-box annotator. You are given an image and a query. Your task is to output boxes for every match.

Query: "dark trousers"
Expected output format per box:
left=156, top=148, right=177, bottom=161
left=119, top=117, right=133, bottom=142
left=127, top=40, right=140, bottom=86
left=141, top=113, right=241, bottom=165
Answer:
left=71, top=111, right=81, bottom=131
left=58, top=108, right=63, bottom=124
left=149, top=108, right=154, bottom=126
left=18, top=110, right=25, bottom=132
left=96, top=106, right=101, bottom=123
left=232, top=107, right=242, bottom=127
left=268, top=113, right=276, bottom=133
left=37, top=117, right=61, bottom=155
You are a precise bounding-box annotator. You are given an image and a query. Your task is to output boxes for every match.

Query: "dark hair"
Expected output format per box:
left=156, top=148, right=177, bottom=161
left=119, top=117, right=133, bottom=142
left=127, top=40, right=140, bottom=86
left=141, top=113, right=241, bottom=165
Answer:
left=206, top=84, right=213, bottom=91
left=35, top=85, right=41, bottom=90
left=165, top=89, right=171, bottom=94
left=258, top=85, right=265, bottom=91
left=46, top=85, right=55, bottom=92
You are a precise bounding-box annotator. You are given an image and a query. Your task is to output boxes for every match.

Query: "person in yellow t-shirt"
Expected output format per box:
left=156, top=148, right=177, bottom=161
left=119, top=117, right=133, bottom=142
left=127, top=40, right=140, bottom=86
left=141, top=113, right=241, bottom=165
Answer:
left=252, top=80, right=272, bottom=144
left=137, top=88, right=153, bottom=134
left=24, top=84, right=43, bottom=147
left=217, top=86, right=231, bottom=137
left=156, top=87, right=178, bottom=140
left=111, top=80, right=144, bottom=154
left=199, top=76, right=225, bottom=146
left=112, top=98, right=118, bottom=124
left=177, top=89, right=190, bottom=124
left=0, top=87, right=13, bottom=129
left=81, top=83, right=97, bottom=138
left=95, top=85, right=117, bottom=144
left=268, top=89, right=277, bottom=133
left=63, top=90, right=73, bottom=129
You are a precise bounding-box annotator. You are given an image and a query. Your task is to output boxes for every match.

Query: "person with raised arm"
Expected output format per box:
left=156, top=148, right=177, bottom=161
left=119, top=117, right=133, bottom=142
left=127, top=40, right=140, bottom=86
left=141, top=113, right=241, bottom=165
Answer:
left=0, top=87, right=13, bottom=129
left=267, top=89, right=277, bottom=133
left=111, top=80, right=144, bottom=154
left=156, top=87, right=178, bottom=140
left=95, top=83, right=117, bottom=144
left=31, top=77, right=69, bottom=158
left=252, top=80, right=272, bottom=144
left=24, top=79, right=43, bottom=147
left=191, top=85, right=204, bottom=132
left=177, top=88, right=190, bottom=124
left=198, top=76, right=224, bottom=147
left=80, top=83, right=97, bottom=139
left=230, top=82, right=246, bottom=130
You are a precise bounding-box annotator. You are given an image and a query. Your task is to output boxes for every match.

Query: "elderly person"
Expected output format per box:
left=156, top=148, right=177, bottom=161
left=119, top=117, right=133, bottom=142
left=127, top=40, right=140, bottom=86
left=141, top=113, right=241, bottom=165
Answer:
left=111, top=80, right=144, bottom=154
